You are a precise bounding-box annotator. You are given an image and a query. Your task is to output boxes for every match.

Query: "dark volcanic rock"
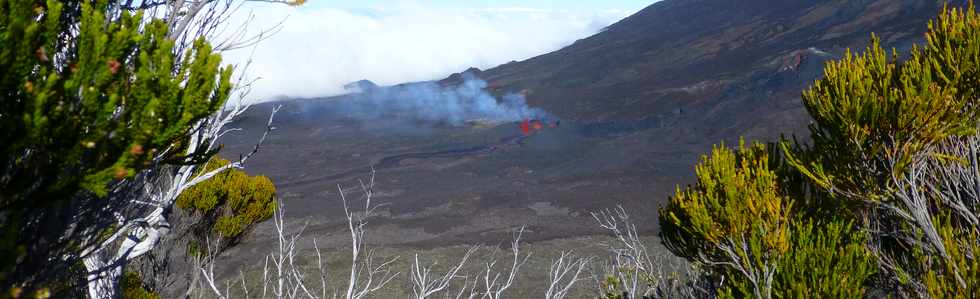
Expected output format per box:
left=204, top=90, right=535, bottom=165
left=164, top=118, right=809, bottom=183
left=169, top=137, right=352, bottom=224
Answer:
left=480, top=0, right=955, bottom=127
left=342, top=79, right=379, bottom=93
left=220, top=0, right=967, bottom=255
left=439, top=67, right=483, bottom=87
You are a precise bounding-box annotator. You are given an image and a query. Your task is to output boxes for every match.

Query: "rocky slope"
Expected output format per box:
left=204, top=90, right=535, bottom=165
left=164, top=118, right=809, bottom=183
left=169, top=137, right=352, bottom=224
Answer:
left=477, top=0, right=946, bottom=128
left=221, top=0, right=965, bottom=255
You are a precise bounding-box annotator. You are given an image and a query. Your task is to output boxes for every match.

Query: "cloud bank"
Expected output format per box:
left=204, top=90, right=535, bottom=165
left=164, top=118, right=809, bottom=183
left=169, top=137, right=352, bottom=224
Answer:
left=221, top=3, right=636, bottom=102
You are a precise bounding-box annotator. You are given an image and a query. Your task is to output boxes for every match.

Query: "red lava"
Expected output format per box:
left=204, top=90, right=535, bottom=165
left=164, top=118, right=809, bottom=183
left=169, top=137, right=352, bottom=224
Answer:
left=520, top=119, right=558, bottom=135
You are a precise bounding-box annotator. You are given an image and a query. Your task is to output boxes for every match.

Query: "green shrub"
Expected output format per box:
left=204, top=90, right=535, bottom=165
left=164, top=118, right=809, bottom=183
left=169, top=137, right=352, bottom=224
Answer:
left=1, top=0, right=230, bottom=200
left=660, top=141, right=793, bottom=298
left=787, top=3, right=980, bottom=204
left=120, top=272, right=160, bottom=299
left=0, top=0, right=231, bottom=290
left=782, top=3, right=980, bottom=296
left=176, top=157, right=276, bottom=246
left=772, top=220, right=875, bottom=299
left=659, top=140, right=876, bottom=298
left=919, top=211, right=980, bottom=298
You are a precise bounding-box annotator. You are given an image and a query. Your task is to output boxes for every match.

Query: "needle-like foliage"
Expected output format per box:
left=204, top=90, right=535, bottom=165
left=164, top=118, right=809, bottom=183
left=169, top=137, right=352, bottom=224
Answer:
left=656, top=2, right=980, bottom=298
left=0, top=0, right=232, bottom=292
left=661, top=141, right=792, bottom=298
left=177, top=157, right=277, bottom=251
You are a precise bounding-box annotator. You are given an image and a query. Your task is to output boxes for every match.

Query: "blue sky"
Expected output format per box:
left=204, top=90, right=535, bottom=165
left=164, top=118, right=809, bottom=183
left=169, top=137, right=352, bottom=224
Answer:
left=225, top=1, right=657, bottom=101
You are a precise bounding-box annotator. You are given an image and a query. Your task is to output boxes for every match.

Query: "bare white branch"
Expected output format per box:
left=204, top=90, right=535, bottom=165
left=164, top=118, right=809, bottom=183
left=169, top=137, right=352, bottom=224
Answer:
left=545, top=251, right=590, bottom=299
left=411, top=246, right=479, bottom=299
left=479, top=226, right=530, bottom=299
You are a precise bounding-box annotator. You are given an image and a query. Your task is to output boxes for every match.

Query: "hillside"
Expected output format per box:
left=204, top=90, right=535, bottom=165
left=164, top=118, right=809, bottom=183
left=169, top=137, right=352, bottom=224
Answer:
left=476, top=0, right=951, bottom=136
left=220, top=0, right=962, bottom=261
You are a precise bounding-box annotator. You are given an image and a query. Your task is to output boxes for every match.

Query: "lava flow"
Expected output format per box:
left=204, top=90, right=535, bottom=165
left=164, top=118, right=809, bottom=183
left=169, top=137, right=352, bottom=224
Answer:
left=520, top=119, right=558, bottom=135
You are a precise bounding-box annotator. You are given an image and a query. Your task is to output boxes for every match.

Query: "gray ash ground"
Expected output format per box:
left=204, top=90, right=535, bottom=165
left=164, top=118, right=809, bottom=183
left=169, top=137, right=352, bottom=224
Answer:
left=208, top=2, right=954, bottom=291
left=220, top=97, right=687, bottom=250
left=212, top=97, right=696, bottom=296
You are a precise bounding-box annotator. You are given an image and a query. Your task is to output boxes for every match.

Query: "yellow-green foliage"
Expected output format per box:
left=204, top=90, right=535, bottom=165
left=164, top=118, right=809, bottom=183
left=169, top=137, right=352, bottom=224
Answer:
left=660, top=141, right=792, bottom=265
left=658, top=2, right=980, bottom=298
left=1, top=0, right=232, bottom=200
left=660, top=141, right=793, bottom=297
left=660, top=141, right=875, bottom=298
left=789, top=4, right=980, bottom=203
left=1, top=0, right=232, bottom=290
left=120, top=272, right=160, bottom=299
left=772, top=220, right=874, bottom=299
left=598, top=276, right=628, bottom=299
left=783, top=3, right=980, bottom=296
left=921, top=212, right=980, bottom=298
left=176, top=157, right=276, bottom=239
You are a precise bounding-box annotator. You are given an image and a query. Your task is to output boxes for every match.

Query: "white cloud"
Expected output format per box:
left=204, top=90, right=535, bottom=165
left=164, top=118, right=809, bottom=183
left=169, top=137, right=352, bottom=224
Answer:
left=219, top=3, right=635, bottom=102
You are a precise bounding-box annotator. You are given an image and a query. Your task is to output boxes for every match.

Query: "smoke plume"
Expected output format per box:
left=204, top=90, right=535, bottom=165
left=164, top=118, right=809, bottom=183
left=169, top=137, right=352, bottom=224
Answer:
left=336, top=77, right=548, bottom=126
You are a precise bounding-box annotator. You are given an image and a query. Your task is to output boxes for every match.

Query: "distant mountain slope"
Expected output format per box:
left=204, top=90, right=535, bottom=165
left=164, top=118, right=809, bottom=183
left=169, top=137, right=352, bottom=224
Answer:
left=221, top=1, right=969, bottom=256
left=469, top=0, right=960, bottom=139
